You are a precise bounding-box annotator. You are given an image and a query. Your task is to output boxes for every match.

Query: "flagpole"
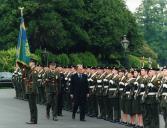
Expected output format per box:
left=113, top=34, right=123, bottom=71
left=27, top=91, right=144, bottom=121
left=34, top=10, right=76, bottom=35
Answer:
left=19, top=7, right=24, bottom=17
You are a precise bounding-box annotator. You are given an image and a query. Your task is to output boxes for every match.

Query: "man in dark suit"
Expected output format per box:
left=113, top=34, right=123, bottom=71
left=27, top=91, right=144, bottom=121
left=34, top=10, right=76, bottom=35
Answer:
left=70, top=64, right=89, bottom=121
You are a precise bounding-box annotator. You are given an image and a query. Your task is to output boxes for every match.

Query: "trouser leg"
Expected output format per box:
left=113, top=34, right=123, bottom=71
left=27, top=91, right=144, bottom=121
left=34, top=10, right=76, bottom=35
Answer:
left=52, top=94, right=58, bottom=118
left=79, top=100, right=86, bottom=120
left=28, top=94, right=37, bottom=123
left=46, top=93, right=52, bottom=116
left=57, top=93, right=63, bottom=115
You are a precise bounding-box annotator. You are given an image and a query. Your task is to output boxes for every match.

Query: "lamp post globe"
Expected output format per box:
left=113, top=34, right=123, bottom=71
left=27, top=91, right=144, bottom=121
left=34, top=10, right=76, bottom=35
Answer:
left=121, top=35, right=129, bottom=51
left=121, top=35, right=130, bottom=68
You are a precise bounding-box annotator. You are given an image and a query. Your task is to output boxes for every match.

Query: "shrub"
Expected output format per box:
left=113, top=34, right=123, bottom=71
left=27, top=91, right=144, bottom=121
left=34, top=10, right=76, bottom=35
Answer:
left=0, top=48, right=16, bottom=72
left=128, top=55, right=157, bottom=68
left=78, top=52, right=98, bottom=66
left=69, top=54, right=82, bottom=65
left=128, top=55, right=141, bottom=68
left=55, top=54, right=70, bottom=66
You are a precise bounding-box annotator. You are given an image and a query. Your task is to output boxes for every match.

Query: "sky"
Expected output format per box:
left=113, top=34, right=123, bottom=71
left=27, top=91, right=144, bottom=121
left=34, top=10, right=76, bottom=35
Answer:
left=126, top=0, right=142, bottom=12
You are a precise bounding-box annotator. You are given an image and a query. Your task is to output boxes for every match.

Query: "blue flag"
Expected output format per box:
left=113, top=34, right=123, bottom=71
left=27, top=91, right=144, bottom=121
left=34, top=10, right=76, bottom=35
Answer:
left=16, top=17, right=30, bottom=66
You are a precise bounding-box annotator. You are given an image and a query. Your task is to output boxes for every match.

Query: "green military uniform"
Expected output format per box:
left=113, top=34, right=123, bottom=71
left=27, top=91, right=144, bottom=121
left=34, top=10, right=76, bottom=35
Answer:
left=119, top=75, right=127, bottom=122
left=64, top=72, right=73, bottom=111
left=132, top=76, right=143, bottom=116
left=124, top=77, right=136, bottom=120
left=36, top=70, right=45, bottom=104
left=95, top=73, right=104, bottom=119
left=57, top=72, right=66, bottom=116
left=87, top=72, right=98, bottom=117
left=143, top=76, right=160, bottom=128
left=103, top=73, right=113, bottom=120
left=44, top=70, right=60, bottom=121
left=26, top=67, right=38, bottom=124
left=108, top=74, right=120, bottom=121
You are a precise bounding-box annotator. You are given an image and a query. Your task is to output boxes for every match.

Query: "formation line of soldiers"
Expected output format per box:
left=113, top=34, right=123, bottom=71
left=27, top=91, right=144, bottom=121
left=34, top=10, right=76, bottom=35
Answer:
left=12, top=61, right=167, bottom=128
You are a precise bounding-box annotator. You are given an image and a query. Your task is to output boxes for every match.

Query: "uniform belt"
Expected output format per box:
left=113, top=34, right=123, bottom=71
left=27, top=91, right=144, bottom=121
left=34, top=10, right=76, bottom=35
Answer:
left=37, top=79, right=42, bottom=81
left=125, top=91, right=130, bottom=94
left=97, top=80, right=102, bottom=83
left=97, top=85, right=102, bottom=88
left=162, top=93, right=167, bottom=96
left=140, top=92, right=145, bottom=95
left=89, top=86, right=95, bottom=89
left=104, top=86, right=108, bottom=88
left=134, top=90, right=138, bottom=93
left=119, top=88, right=123, bottom=91
left=148, top=92, right=156, bottom=95
left=109, top=88, right=117, bottom=91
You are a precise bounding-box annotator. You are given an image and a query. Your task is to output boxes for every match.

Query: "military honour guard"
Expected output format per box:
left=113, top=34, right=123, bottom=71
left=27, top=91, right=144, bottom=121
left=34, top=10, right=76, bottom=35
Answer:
left=12, top=58, right=167, bottom=128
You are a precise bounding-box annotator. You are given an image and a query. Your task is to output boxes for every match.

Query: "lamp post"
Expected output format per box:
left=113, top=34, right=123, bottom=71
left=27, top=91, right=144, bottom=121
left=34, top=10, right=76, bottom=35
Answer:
left=41, top=48, right=49, bottom=67
left=121, top=35, right=129, bottom=68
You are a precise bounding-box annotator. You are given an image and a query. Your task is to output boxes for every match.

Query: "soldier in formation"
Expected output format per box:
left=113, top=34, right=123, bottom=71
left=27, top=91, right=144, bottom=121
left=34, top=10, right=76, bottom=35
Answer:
left=12, top=62, right=167, bottom=127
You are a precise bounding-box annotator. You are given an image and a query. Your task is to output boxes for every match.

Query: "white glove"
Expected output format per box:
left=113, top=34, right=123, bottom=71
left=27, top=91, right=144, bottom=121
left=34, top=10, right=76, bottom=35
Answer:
left=134, top=82, right=139, bottom=86
left=119, top=82, right=124, bottom=86
left=148, top=83, right=154, bottom=87
left=125, top=83, right=128, bottom=86
left=163, top=84, right=167, bottom=88
left=88, top=78, right=93, bottom=82
left=140, top=84, right=145, bottom=88
left=109, top=80, right=114, bottom=85
left=18, top=72, right=22, bottom=75
left=103, top=79, right=108, bottom=82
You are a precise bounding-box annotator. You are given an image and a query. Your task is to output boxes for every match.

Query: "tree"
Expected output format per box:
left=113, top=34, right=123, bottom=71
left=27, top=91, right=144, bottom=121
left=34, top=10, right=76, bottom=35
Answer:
left=136, top=0, right=167, bottom=65
left=0, top=0, right=156, bottom=67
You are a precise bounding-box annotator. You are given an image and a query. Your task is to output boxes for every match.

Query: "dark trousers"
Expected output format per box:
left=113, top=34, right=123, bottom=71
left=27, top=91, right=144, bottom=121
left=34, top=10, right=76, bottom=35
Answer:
left=109, top=97, right=120, bottom=121
left=46, top=93, right=58, bottom=118
left=87, top=95, right=97, bottom=116
left=14, top=86, right=19, bottom=98
left=162, top=108, right=167, bottom=128
left=143, top=103, right=159, bottom=128
left=38, top=87, right=46, bottom=104
left=73, top=98, right=87, bottom=120
left=28, top=93, right=37, bottom=123
left=96, top=96, right=103, bottom=118
left=101, top=96, right=108, bottom=119
left=57, top=92, right=64, bottom=115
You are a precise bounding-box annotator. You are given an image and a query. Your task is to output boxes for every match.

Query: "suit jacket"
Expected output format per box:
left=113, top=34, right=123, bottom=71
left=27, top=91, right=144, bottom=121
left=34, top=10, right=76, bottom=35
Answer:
left=70, top=73, right=89, bottom=100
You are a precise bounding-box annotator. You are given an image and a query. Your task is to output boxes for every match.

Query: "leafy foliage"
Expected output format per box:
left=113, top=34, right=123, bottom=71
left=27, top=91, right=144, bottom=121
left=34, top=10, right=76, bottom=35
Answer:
left=0, top=48, right=40, bottom=72
left=0, top=0, right=157, bottom=69
left=36, top=49, right=98, bottom=66
left=135, top=0, right=167, bottom=65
